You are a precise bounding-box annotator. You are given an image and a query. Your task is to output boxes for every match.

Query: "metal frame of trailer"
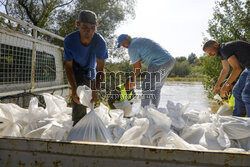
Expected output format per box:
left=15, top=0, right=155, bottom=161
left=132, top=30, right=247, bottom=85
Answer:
left=0, top=137, right=250, bottom=167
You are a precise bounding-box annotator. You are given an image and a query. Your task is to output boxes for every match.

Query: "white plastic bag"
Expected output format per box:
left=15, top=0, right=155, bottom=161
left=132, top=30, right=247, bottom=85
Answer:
left=182, top=109, right=200, bottom=126
left=180, top=123, right=224, bottom=150
left=166, top=101, right=187, bottom=130
left=118, top=118, right=149, bottom=145
left=140, top=106, right=172, bottom=146
left=158, top=131, right=208, bottom=151
left=94, top=103, right=111, bottom=126
left=26, top=97, right=48, bottom=122
left=113, top=100, right=132, bottom=117
left=0, top=103, right=28, bottom=136
left=108, top=109, right=131, bottom=142
left=43, top=93, right=68, bottom=115
left=217, top=102, right=233, bottom=116
left=214, top=94, right=233, bottom=116
left=221, top=118, right=250, bottom=139
left=67, top=104, right=113, bottom=143
left=77, top=85, right=92, bottom=108
left=145, top=106, right=172, bottom=129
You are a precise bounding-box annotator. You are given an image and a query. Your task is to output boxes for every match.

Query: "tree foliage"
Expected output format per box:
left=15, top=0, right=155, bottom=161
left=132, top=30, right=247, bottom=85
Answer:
left=201, top=55, right=222, bottom=98
left=207, top=0, right=249, bottom=43
left=188, top=53, right=197, bottom=64
left=169, top=53, right=202, bottom=78
left=175, top=56, right=187, bottom=63
left=169, top=58, right=190, bottom=77
left=1, top=0, right=73, bottom=28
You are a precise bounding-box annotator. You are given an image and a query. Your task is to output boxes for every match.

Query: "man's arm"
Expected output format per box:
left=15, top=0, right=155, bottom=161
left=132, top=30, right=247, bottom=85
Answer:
left=65, top=60, right=80, bottom=104
left=220, top=55, right=242, bottom=97
left=214, top=60, right=230, bottom=94
left=91, top=58, right=105, bottom=103
left=125, top=60, right=141, bottom=90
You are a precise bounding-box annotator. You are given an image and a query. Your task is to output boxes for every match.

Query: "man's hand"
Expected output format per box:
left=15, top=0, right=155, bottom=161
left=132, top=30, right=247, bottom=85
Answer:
left=213, top=84, right=220, bottom=94
left=91, top=90, right=98, bottom=103
left=220, top=84, right=230, bottom=98
left=72, top=89, right=81, bottom=104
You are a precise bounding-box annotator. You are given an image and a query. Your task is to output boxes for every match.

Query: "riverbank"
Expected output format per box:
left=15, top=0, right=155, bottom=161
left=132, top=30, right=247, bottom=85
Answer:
left=166, top=77, right=203, bottom=82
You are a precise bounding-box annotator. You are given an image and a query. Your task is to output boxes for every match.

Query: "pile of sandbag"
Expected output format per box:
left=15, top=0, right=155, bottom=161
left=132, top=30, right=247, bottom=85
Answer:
left=0, top=93, right=73, bottom=140
left=0, top=86, right=249, bottom=153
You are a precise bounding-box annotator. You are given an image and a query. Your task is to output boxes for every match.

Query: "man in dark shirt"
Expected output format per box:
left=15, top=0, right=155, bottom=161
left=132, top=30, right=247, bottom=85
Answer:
left=203, top=40, right=250, bottom=117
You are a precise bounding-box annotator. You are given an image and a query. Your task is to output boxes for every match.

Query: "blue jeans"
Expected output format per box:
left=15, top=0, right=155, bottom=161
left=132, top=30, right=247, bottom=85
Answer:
left=232, top=68, right=250, bottom=117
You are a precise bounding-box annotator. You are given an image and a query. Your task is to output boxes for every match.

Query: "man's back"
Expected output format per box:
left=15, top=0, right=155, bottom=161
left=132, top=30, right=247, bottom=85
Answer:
left=128, top=38, right=173, bottom=66
left=219, top=40, right=250, bottom=68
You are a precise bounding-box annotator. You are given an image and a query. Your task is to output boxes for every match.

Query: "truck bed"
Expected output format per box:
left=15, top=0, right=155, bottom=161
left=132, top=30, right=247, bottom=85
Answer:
left=0, top=137, right=249, bottom=167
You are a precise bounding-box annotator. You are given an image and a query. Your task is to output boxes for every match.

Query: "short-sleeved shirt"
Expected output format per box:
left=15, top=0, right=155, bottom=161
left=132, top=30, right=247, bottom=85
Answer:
left=128, top=38, right=173, bottom=66
left=218, top=40, right=250, bottom=68
left=64, top=31, right=108, bottom=80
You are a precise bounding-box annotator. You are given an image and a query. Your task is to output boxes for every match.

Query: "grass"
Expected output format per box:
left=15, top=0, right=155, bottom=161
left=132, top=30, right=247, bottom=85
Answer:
left=166, top=77, right=204, bottom=82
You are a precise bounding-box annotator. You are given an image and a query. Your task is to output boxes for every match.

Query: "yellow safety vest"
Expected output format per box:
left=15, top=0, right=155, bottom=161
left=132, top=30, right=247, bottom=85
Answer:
left=115, top=84, right=133, bottom=102
left=107, top=84, right=134, bottom=110
left=228, top=93, right=235, bottom=107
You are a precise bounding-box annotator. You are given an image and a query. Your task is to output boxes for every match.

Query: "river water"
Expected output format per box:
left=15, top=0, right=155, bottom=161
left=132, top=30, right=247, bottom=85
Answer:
left=159, top=81, right=219, bottom=113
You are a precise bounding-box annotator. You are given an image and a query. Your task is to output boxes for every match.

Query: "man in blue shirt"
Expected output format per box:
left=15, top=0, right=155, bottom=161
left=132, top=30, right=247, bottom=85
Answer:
left=64, top=10, right=108, bottom=125
left=117, top=34, right=175, bottom=108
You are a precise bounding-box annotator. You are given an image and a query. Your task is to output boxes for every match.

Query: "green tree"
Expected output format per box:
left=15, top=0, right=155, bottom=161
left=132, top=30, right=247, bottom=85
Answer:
left=175, top=56, right=187, bottom=62
left=187, top=53, right=197, bottom=64
left=170, top=58, right=190, bottom=77
left=0, top=0, right=73, bottom=28
left=190, top=58, right=203, bottom=78
left=201, top=55, right=222, bottom=98
left=207, top=0, right=249, bottom=43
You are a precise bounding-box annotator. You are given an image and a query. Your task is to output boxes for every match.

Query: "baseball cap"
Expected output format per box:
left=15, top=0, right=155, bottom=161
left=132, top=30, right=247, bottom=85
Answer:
left=78, top=10, right=97, bottom=24
left=117, top=34, right=128, bottom=48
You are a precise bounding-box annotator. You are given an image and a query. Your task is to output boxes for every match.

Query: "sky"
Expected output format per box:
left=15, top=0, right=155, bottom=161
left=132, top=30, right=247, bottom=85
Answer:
left=115, top=0, right=218, bottom=58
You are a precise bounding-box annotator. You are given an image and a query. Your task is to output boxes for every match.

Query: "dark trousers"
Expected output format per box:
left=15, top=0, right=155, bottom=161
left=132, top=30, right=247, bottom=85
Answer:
left=72, top=63, right=92, bottom=126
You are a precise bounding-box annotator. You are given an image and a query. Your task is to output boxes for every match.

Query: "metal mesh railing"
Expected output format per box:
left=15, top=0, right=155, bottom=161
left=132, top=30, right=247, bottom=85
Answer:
left=0, top=11, right=69, bottom=108
left=0, top=43, right=56, bottom=85
left=0, top=43, right=32, bottom=84
left=35, top=51, right=56, bottom=82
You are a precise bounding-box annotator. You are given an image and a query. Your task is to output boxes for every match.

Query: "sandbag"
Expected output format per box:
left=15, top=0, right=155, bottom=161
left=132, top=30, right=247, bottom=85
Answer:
left=43, top=93, right=68, bottom=115
left=94, top=103, right=111, bottom=126
left=0, top=103, right=28, bottom=136
left=77, top=85, right=92, bottom=108
left=118, top=118, right=149, bottom=145
left=221, top=117, right=250, bottom=140
left=67, top=106, right=113, bottom=143
left=158, top=131, right=208, bottom=151
left=217, top=103, right=233, bottom=116
left=180, top=123, right=225, bottom=150
left=113, top=100, right=133, bottom=117
left=166, top=101, right=187, bottom=130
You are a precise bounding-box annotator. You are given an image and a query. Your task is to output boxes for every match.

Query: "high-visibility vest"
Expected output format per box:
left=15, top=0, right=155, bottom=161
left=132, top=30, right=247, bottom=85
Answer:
left=115, top=84, right=133, bottom=102
left=107, top=84, right=134, bottom=110
left=228, top=93, right=235, bottom=107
